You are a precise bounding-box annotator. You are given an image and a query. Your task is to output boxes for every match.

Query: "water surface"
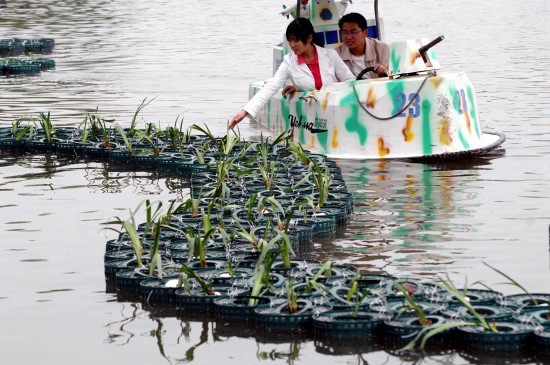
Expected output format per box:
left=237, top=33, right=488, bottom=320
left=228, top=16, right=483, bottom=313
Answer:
left=1, top=0, right=550, bottom=364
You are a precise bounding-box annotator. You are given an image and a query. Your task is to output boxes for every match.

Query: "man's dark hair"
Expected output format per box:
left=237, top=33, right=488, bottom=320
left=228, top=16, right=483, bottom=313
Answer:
left=338, top=12, right=368, bottom=30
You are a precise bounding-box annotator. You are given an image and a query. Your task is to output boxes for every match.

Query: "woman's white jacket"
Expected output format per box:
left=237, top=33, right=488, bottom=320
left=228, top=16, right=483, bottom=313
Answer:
left=244, top=44, right=355, bottom=118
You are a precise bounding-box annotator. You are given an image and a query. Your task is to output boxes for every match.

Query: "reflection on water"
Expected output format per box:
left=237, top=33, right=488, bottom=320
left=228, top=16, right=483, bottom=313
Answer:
left=102, top=299, right=538, bottom=365
left=317, top=155, right=502, bottom=279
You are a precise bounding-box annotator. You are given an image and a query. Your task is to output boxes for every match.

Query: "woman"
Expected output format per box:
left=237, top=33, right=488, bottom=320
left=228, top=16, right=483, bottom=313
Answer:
left=229, top=17, right=354, bottom=129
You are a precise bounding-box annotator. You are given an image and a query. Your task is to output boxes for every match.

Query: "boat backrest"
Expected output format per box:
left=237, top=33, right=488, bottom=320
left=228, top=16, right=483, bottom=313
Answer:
left=388, top=38, right=441, bottom=77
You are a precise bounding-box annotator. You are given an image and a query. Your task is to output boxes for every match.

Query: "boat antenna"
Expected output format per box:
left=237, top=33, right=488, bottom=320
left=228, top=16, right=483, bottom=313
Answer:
left=374, top=0, right=381, bottom=40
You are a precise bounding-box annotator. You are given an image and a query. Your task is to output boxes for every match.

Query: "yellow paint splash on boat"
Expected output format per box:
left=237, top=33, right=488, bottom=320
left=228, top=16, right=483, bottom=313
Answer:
left=322, top=92, right=330, bottom=111
left=366, top=87, right=377, bottom=109
left=430, top=76, right=444, bottom=88
left=377, top=137, right=389, bottom=157
left=440, top=118, right=452, bottom=146
left=402, top=115, right=415, bottom=142
left=332, top=128, right=339, bottom=149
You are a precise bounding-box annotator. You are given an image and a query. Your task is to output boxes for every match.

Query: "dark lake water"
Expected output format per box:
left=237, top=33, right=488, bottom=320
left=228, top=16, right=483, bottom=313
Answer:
left=1, top=0, right=550, bottom=363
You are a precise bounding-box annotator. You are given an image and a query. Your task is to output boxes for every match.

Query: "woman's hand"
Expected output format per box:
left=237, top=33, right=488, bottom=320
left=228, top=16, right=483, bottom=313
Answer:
left=229, top=109, right=249, bottom=129
left=282, top=85, right=296, bottom=99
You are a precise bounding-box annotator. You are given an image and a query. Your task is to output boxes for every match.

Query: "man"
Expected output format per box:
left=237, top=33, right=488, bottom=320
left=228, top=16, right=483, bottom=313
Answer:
left=336, top=12, right=390, bottom=79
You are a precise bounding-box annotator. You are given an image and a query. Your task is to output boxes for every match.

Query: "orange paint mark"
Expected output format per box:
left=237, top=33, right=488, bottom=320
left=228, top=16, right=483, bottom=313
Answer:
left=439, top=118, right=452, bottom=146
left=377, top=137, right=389, bottom=157
left=460, top=95, right=472, bottom=134
left=430, top=76, right=444, bottom=88
left=465, top=112, right=472, bottom=134
left=311, top=136, right=315, bottom=146
left=322, top=92, right=330, bottom=111
left=332, top=128, right=339, bottom=149
left=366, top=87, right=377, bottom=109
left=410, top=50, right=421, bottom=65
left=402, top=115, right=415, bottom=142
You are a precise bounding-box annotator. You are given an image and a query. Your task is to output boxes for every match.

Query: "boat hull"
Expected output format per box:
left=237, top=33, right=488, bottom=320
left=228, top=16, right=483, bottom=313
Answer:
left=250, top=72, right=504, bottom=159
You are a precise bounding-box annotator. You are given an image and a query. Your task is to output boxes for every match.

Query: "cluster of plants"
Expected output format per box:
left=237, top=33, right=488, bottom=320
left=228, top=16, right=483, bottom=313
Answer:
left=3, top=103, right=550, bottom=356
left=99, top=122, right=550, bottom=356
left=0, top=37, right=55, bottom=75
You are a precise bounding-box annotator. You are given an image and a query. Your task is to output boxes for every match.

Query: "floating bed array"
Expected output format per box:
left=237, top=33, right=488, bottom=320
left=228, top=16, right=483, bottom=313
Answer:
left=0, top=38, right=56, bottom=76
left=0, top=38, right=55, bottom=57
left=0, top=119, right=549, bottom=356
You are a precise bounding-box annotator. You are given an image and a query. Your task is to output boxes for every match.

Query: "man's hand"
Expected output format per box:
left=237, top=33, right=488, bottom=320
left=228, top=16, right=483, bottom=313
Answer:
left=373, top=63, right=387, bottom=77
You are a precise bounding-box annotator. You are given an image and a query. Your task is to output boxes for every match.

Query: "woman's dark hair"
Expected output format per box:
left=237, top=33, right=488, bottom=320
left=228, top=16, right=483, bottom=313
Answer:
left=285, top=18, right=324, bottom=47
left=338, top=12, right=368, bottom=30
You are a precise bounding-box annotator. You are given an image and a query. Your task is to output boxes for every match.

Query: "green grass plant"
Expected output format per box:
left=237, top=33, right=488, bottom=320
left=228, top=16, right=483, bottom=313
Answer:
left=179, top=264, right=216, bottom=295
left=135, top=122, right=162, bottom=156
left=482, top=260, right=538, bottom=305
left=392, top=280, right=431, bottom=325
left=128, top=97, right=155, bottom=136
left=190, top=123, right=216, bottom=144
left=11, top=117, right=34, bottom=141
left=400, top=274, right=497, bottom=351
left=164, top=115, right=185, bottom=149
left=311, top=160, right=331, bottom=207
left=347, top=276, right=370, bottom=317
left=38, top=111, right=55, bottom=143
left=114, top=123, right=133, bottom=152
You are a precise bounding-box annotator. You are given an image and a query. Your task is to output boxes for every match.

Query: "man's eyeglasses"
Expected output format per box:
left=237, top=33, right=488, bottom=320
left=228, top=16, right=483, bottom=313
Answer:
left=340, top=30, right=363, bottom=37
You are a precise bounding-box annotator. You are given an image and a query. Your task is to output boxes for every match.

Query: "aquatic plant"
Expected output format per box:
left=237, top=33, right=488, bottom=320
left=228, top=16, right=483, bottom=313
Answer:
left=87, top=107, right=115, bottom=147
left=135, top=122, right=162, bottom=156
left=191, top=123, right=216, bottom=144
left=311, top=160, right=331, bottom=207
left=482, top=260, right=538, bottom=306
left=301, top=260, right=333, bottom=298
left=392, top=280, right=431, bottom=325
left=37, top=111, right=55, bottom=143
left=347, top=276, right=370, bottom=318
left=104, top=199, right=167, bottom=270
left=11, top=117, right=34, bottom=140
left=400, top=274, right=497, bottom=351
left=147, top=200, right=178, bottom=277
left=179, top=195, right=202, bottom=218
left=230, top=212, right=261, bottom=249
left=179, top=264, right=216, bottom=295
left=127, top=96, right=155, bottom=136
left=113, top=124, right=133, bottom=152
left=164, top=115, right=185, bottom=149
left=220, top=125, right=239, bottom=156
left=184, top=225, right=215, bottom=268
left=249, top=241, right=279, bottom=306
left=286, top=137, right=311, bottom=166
left=285, top=278, right=299, bottom=313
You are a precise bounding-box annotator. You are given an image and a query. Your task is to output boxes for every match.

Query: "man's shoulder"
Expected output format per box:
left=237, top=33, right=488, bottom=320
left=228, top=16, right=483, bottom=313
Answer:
left=367, top=37, right=390, bottom=51
left=334, top=43, right=351, bottom=59
left=334, top=43, right=345, bottom=53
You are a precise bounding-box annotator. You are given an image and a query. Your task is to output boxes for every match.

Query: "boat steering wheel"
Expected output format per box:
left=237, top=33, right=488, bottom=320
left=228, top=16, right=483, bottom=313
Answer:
left=356, top=67, right=388, bottom=80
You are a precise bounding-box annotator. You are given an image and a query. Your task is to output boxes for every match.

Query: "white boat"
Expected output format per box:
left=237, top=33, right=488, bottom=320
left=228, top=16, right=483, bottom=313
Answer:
left=249, top=0, right=505, bottom=160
